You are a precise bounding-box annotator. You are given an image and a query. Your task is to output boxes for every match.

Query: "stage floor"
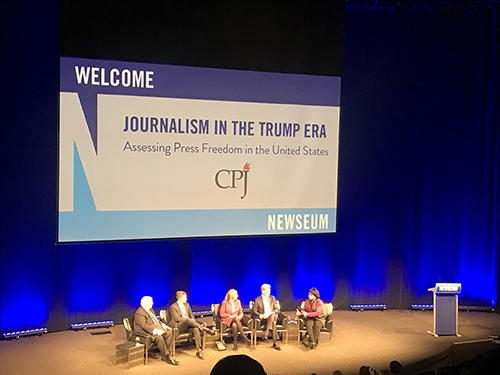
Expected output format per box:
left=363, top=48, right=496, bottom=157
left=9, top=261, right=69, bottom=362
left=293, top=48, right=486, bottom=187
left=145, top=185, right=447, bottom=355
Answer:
left=1, top=310, right=499, bottom=375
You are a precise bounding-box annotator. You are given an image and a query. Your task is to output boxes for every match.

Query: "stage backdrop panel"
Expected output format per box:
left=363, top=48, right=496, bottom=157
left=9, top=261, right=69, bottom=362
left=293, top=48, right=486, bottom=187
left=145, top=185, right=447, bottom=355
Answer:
left=58, top=57, right=341, bottom=241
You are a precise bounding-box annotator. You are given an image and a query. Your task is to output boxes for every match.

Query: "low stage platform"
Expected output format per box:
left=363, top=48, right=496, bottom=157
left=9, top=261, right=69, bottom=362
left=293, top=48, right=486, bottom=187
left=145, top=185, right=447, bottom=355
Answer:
left=1, top=310, right=499, bottom=375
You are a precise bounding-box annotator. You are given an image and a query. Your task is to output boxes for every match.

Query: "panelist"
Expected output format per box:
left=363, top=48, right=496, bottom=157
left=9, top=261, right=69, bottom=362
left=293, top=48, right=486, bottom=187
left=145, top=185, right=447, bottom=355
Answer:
left=134, top=296, right=179, bottom=365
left=296, top=287, right=325, bottom=349
left=251, top=283, right=281, bottom=351
left=169, top=290, right=216, bottom=360
left=220, top=289, right=251, bottom=350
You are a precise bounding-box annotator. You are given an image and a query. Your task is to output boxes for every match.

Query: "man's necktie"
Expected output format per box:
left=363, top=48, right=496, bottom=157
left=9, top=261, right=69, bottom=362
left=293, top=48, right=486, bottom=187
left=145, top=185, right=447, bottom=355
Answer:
left=148, top=310, right=161, bottom=327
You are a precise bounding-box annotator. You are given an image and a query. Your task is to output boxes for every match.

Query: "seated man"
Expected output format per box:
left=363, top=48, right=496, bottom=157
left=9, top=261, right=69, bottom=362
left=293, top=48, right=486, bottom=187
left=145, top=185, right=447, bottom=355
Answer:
left=134, top=296, right=179, bottom=365
left=169, top=290, right=216, bottom=360
left=251, top=283, right=281, bottom=350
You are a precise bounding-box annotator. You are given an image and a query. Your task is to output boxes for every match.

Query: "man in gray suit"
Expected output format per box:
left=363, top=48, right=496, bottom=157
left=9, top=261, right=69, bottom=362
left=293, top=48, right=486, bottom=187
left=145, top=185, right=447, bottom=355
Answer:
left=169, top=290, right=216, bottom=360
left=134, top=296, right=179, bottom=365
left=251, top=284, right=281, bottom=350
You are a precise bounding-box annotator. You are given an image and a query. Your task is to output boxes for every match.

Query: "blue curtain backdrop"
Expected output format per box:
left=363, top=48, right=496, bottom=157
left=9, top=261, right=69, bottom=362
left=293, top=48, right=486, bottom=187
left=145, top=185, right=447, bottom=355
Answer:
left=1, top=2, right=499, bottom=332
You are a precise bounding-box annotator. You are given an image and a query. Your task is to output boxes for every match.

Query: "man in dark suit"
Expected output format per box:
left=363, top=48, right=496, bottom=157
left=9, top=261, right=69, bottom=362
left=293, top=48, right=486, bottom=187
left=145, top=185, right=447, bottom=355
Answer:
left=169, top=290, right=216, bottom=360
left=134, top=296, right=179, bottom=365
left=251, top=283, right=281, bottom=350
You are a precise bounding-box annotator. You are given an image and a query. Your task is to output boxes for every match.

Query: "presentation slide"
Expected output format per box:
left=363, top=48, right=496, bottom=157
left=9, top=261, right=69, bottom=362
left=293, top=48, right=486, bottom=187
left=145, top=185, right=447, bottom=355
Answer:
left=58, top=57, right=341, bottom=242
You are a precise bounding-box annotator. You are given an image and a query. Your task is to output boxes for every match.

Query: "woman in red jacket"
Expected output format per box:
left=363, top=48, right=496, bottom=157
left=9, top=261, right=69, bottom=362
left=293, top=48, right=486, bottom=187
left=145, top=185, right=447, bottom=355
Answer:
left=220, top=289, right=251, bottom=350
left=296, top=287, right=325, bottom=349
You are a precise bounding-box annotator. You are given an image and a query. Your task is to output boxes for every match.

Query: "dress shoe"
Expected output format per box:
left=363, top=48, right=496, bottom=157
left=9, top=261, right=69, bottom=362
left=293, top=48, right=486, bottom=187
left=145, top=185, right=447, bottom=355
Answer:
left=164, top=355, right=179, bottom=365
left=308, top=341, right=315, bottom=349
left=243, top=336, right=252, bottom=346
left=196, top=350, right=204, bottom=360
left=261, top=335, right=269, bottom=343
left=273, top=343, right=281, bottom=351
left=206, top=329, right=217, bottom=336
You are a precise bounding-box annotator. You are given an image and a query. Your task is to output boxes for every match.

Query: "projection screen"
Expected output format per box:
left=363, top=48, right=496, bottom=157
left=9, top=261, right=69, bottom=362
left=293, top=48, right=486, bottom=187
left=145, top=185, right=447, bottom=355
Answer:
left=58, top=57, right=340, bottom=241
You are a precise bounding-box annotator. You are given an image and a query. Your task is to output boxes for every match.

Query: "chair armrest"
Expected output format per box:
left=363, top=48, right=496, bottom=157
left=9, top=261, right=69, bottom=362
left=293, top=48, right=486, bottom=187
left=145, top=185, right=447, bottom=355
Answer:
left=131, top=331, right=154, bottom=346
left=326, top=318, right=333, bottom=331
left=132, top=331, right=152, bottom=339
left=246, top=318, right=255, bottom=330
left=221, top=322, right=228, bottom=332
left=279, top=317, right=289, bottom=329
left=172, top=327, right=180, bottom=338
left=298, top=318, right=306, bottom=330
left=212, top=317, right=220, bottom=329
left=254, top=318, right=262, bottom=330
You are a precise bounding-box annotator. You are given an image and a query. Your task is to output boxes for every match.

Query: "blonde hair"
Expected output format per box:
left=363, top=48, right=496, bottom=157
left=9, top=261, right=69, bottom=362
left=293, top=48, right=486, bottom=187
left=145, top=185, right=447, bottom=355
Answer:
left=225, top=289, right=238, bottom=301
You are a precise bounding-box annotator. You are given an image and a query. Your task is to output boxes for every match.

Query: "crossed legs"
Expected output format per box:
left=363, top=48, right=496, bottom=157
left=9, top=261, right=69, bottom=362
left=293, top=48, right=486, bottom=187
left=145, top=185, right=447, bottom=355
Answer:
left=177, top=319, right=203, bottom=350
left=260, top=313, right=278, bottom=343
left=229, top=317, right=250, bottom=349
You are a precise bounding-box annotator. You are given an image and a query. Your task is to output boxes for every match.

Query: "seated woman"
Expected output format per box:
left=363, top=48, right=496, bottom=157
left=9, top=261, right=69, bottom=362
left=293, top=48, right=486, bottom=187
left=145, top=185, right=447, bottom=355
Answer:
left=220, top=289, right=251, bottom=350
left=296, top=287, right=325, bottom=349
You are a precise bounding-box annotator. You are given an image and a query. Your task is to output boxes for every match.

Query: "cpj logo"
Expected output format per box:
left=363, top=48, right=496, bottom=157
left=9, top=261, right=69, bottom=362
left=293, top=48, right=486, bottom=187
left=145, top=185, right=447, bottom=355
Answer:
left=214, top=162, right=251, bottom=199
